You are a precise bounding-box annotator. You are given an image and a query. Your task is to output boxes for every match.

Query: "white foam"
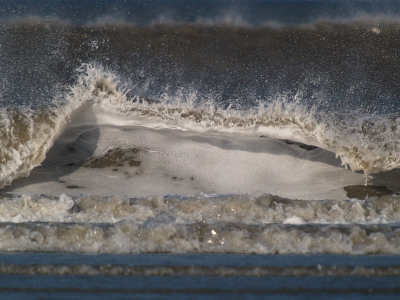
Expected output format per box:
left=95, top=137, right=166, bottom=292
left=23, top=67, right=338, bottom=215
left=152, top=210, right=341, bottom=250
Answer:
left=283, top=215, right=305, bottom=225
left=0, top=193, right=399, bottom=253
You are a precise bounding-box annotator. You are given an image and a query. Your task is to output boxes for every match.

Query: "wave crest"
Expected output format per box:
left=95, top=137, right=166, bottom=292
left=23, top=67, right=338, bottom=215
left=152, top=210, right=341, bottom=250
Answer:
left=86, top=64, right=399, bottom=178
left=1, top=63, right=398, bottom=188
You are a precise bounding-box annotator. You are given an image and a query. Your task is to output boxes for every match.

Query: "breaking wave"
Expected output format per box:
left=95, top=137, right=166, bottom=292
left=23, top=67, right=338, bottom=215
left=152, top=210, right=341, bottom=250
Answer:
left=0, top=63, right=398, bottom=189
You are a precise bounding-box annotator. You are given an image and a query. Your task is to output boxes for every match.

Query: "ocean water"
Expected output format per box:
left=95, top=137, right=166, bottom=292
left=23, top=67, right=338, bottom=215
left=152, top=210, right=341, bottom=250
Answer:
left=1, top=0, right=400, bottom=298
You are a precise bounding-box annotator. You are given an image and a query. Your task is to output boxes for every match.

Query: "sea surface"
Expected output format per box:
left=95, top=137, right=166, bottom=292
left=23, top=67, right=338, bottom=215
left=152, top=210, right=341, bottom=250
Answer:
left=1, top=0, right=400, bottom=298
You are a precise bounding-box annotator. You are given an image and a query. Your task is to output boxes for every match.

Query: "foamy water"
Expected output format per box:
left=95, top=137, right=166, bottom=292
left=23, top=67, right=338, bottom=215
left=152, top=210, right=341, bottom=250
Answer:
left=0, top=63, right=397, bottom=255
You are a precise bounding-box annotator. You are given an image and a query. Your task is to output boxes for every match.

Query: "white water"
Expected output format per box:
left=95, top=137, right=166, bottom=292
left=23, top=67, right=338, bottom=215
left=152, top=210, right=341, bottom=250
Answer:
left=0, top=64, right=398, bottom=255
left=2, top=63, right=400, bottom=198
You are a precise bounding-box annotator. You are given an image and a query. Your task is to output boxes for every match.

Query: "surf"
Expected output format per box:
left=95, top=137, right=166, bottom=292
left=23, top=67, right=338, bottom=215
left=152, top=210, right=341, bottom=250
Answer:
left=0, top=63, right=398, bottom=200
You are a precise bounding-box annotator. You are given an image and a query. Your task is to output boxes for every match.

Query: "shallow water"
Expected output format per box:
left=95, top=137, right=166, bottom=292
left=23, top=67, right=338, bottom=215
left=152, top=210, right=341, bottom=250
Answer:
left=0, top=253, right=400, bottom=299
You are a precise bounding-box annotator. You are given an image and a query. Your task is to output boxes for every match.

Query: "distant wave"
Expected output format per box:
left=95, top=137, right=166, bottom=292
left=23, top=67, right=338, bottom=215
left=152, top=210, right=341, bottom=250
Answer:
left=5, top=11, right=400, bottom=29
